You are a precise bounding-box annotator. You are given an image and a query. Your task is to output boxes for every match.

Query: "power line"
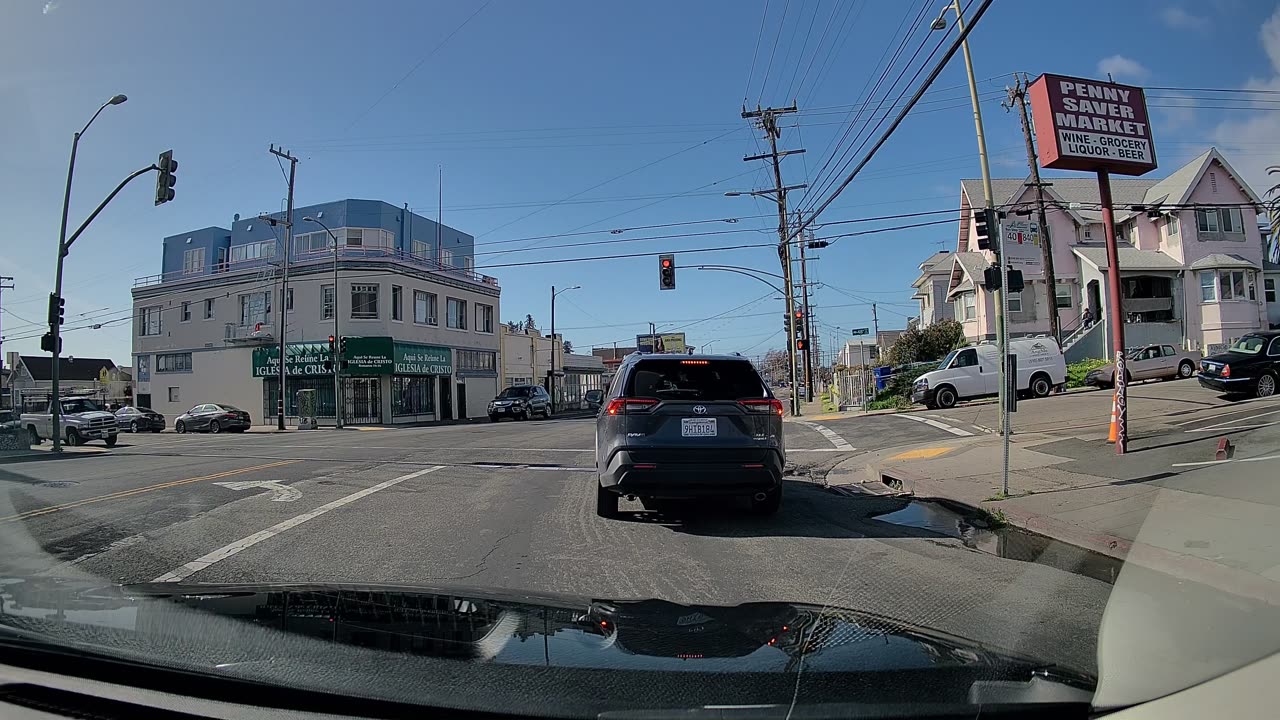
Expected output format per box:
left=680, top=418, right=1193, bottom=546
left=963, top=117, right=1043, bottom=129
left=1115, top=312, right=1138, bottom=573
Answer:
left=783, top=0, right=828, bottom=101
left=757, top=0, right=793, bottom=104
left=744, top=0, right=773, bottom=104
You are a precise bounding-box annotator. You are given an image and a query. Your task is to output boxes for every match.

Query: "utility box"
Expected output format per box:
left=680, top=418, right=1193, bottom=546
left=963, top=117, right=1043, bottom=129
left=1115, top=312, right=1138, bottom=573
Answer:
left=296, top=389, right=317, bottom=430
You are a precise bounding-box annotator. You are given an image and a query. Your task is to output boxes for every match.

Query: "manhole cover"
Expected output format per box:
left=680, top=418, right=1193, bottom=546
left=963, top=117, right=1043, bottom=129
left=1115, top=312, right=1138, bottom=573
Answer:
left=38, top=481, right=78, bottom=488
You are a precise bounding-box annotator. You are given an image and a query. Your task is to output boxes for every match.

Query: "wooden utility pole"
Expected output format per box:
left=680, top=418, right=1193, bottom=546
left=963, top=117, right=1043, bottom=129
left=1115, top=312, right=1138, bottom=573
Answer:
left=1006, top=73, right=1060, bottom=344
left=268, top=145, right=298, bottom=431
left=742, top=104, right=806, bottom=415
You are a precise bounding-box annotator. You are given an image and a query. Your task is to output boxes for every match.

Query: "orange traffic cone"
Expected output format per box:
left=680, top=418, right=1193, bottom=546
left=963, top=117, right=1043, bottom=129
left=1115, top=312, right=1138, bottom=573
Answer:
left=1107, top=388, right=1119, bottom=444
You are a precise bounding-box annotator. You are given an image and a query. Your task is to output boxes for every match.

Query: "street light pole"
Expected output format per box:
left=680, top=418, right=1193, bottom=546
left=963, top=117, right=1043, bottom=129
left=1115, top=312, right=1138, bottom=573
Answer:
left=50, top=94, right=127, bottom=453
left=549, top=285, right=580, bottom=413
left=304, top=217, right=342, bottom=429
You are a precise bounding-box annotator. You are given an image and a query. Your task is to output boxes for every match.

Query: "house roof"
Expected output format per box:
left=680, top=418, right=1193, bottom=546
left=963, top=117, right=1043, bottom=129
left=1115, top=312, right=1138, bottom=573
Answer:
left=17, top=355, right=118, bottom=382
left=960, top=148, right=1261, bottom=225
left=946, top=251, right=987, bottom=298
left=1189, top=253, right=1262, bottom=270
left=911, top=250, right=953, bottom=289
left=1072, top=247, right=1182, bottom=271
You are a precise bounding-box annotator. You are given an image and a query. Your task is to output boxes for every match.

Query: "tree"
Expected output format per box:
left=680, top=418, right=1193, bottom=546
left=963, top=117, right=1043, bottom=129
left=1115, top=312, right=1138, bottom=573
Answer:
left=504, top=320, right=522, bottom=333
left=524, top=314, right=537, bottom=333
left=562, top=340, right=574, bottom=354
left=883, top=320, right=965, bottom=366
left=760, top=349, right=789, bottom=382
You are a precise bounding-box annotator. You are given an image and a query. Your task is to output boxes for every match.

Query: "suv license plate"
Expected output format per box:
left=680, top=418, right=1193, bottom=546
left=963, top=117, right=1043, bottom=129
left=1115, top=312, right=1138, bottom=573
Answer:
left=681, top=418, right=717, bottom=437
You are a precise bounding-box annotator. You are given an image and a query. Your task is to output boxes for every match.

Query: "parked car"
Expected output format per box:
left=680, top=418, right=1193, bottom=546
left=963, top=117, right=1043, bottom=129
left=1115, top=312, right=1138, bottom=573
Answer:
left=1085, top=343, right=1199, bottom=388
left=1198, top=331, right=1280, bottom=398
left=584, top=389, right=604, bottom=412
left=115, top=405, right=166, bottom=433
left=912, top=337, right=1067, bottom=409
left=175, top=403, right=252, bottom=433
left=594, top=353, right=785, bottom=518
left=0, top=409, right=20, bottom=434
left=21, top=397, right=118, bottom=447
left=487, top=385, right=552, bottom=421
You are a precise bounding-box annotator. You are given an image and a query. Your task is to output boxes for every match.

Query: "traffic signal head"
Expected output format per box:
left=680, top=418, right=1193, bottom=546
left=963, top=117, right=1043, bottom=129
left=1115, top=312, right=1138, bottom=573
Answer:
left=973, top=208, right=995, bottom=251
left=339, top=336, right=348, bottom=354
left=1006, top=268, right=1025, bottom=293
left=659, top=254, right=676, bottom=290
left=40, top=332, right=61, bottom=354
left=796, top=339, right=807, bottom=351
left=328, top=335, right=336, bottom=352
left=47, top=294, right=65, bottom=326
left=154, top=149, right=177, bottom=205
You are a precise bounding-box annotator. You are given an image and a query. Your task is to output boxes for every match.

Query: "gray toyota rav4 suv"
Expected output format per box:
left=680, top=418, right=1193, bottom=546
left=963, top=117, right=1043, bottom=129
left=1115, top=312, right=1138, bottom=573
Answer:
left=594, top=353, right=786, bottom=518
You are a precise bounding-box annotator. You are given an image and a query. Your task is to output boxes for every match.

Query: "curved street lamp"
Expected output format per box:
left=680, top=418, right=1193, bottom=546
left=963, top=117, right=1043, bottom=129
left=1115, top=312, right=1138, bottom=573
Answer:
left=549, top=285, right=580, bottom=412
left=303, top=216, right=343, bottom=429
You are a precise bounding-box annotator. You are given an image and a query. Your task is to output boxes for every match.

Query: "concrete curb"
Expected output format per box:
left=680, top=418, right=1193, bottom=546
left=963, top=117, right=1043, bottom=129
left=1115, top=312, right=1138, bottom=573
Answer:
left=870, top=464, right=1280, bottom=607
left=0, top=446, right=110, bottom=464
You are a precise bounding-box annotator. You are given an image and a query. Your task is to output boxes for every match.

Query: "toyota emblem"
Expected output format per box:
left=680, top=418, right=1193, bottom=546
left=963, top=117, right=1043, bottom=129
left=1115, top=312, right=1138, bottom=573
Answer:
left=693, top=405, right=707, bottom=415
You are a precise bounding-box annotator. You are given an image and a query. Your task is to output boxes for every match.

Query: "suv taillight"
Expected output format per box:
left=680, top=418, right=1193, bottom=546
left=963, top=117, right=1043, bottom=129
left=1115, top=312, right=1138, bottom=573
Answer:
left=741, top=398, right=784, bottom=416
left=605, top=398, right=658, bottom=415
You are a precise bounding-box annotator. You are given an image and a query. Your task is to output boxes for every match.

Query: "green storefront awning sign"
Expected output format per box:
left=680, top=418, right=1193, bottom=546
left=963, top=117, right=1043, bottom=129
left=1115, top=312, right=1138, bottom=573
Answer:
left=394, top=342, right=452, bottom=376
left=342, top=335, right=394, bottom=376
left=252, top=342, right=331, bottom=378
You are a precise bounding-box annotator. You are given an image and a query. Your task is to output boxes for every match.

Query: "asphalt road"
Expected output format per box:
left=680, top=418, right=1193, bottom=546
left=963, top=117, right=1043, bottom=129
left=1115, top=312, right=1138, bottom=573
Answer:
left=1, top=415, right=1113, bottom=672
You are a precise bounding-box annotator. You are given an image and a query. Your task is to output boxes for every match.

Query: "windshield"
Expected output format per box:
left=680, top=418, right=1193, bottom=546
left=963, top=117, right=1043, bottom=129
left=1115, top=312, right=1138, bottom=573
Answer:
left=60, top=398, right=103, bottom=413
left=626, top=359, right=765, bottom=400
left=1227, top=336, right=1266, bottom=354
left=4, top=2, right=1279, bottom=716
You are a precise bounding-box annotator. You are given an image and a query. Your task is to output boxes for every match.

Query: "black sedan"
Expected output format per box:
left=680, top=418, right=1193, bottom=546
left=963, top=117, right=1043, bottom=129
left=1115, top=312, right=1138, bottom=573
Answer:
left=1198, top=331, right=1280, bottom=398
left=114, top=405, right=166, bottom=433
left=175, top=403, right=252, bottom=433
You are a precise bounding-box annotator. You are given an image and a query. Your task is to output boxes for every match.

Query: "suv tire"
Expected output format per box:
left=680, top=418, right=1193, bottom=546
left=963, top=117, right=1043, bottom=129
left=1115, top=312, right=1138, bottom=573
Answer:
left=596, top=483, right=618, bottom=518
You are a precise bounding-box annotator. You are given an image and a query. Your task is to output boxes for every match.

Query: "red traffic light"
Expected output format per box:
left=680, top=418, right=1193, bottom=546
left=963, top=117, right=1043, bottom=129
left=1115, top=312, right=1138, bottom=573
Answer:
left=661, top=258, right=672, bottom=268
left=328, top=335, right=335, bottom=343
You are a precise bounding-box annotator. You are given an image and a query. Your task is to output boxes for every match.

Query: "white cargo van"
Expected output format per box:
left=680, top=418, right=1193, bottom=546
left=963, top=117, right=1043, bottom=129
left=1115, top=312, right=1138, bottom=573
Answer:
left=911, top=337, right=1066, bottom=409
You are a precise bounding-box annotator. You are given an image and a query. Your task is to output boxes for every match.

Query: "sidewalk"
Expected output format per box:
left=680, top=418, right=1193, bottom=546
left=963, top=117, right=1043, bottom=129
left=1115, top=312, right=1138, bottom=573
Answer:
left=827, top=433, right=1280, bottom=605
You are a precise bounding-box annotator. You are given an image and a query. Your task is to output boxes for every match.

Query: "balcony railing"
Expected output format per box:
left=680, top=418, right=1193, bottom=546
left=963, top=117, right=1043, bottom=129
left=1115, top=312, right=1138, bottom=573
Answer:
left=134, top=246, right=498, bottom=289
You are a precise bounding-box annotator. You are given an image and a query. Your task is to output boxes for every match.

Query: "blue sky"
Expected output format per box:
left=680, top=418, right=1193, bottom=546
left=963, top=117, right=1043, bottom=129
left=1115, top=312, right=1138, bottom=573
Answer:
left=2, top=0, right=1278, bottom=364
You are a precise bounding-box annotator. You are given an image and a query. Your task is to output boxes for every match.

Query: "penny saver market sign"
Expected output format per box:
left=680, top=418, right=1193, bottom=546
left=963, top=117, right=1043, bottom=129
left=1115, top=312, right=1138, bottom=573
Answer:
left=1029, top=73, right=1157, bottom=176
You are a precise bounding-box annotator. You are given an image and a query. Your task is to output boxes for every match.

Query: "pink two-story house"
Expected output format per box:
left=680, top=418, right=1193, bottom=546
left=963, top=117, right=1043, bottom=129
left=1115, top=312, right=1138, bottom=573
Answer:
left=916, top=148, right=1269, bottom=361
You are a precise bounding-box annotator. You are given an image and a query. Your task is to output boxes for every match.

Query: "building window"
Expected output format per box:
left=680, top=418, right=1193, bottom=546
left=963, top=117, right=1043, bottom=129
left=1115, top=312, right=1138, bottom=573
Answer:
left=441, top=248, right=454, bottom=269
left=1267, top=278, right=1277, bottom=303
left=280, top=287, right=293, bottom=312
left=412, top=240, right=431, bottom=258
left=954, top=292, right=976, bottom=321
left=1204, top=269, right=1255, bottom=302
left=182, top=247, right=205, bottom=275
left=476, top=303, right=494, bottom=333
left=138, top=306, right=163, bottom=336
left=446, top=297, right=467, bottom=329
left=322, top=285, right=334, bottom=320
left=1167, top=216, right=1179, bottom=236
left=229, top=240, right=276, bottom=263
left=1083, top=227, right=1092, bottom=241
left=155, top=352, right=192, bottom=373
left=180, top=301, right=191, bottom=322
left=1200, top=271, right=1216, bottom=302
left=392, top=285, right=403, bottom=321
left=392, top=376, right=435, bottom=417
left=457, top=349, right=496, bottom=372
left=414, top=290, right=437, bottom=325
left=204, top=298, right=215, bottom=320
left=239, top=292, right=271, bottom=326
left=1055, top=283, right=1073, bottom=309
left=295, top=231, right=333, bottom=253
left=168, top=387, right=180, bottom=403
left=340, top=228, right=394, bottom=249
left=351, top=284, right=379, bottom=319
left=1007, top=291, right=1023, bottom=313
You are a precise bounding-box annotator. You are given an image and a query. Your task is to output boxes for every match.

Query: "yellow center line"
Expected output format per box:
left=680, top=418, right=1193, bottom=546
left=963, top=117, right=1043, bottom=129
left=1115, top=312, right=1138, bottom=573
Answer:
left=0, top=459, right=300, bottom=524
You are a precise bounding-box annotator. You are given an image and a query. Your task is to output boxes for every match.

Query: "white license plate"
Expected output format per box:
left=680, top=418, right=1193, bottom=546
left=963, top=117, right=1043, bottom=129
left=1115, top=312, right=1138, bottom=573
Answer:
left=681, top=418, right=717, bottom=437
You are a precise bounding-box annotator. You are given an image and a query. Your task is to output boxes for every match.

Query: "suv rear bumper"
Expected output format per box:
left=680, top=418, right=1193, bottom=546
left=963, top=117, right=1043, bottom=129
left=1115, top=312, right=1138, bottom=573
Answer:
left=599, top=448, right=784, bottom=498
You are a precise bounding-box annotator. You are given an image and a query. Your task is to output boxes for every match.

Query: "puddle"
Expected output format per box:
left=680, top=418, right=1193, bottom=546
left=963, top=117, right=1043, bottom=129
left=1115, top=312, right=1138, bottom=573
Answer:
left=871, top=499, right=1122, bottom=585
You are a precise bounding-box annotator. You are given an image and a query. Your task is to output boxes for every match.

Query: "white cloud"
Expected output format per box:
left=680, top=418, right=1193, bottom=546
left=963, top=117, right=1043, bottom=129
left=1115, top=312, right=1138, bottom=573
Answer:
left=1160, top=7, right=1206, bottom=29
left=42, top=1, right=59, bottom=14
left=1096, top=55, right=1151, bottom=83
left=1210, top=5, right=1280, bottom=196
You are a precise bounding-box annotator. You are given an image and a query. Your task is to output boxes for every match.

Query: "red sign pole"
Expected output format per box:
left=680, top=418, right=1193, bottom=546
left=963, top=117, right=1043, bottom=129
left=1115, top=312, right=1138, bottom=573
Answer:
left=1097, top=168, right=1128, bottom=454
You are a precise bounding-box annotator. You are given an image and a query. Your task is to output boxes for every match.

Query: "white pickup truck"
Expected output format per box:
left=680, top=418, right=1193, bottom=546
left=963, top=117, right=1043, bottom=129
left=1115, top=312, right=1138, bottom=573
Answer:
left=21, top=397, right=119, bottom=447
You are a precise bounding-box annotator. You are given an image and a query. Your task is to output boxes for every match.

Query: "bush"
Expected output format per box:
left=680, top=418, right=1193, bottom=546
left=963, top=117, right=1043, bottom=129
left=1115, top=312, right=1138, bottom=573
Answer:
left=867, top=397, right=911, bottom=411
left=1066, top=358, right=1110, bottom=388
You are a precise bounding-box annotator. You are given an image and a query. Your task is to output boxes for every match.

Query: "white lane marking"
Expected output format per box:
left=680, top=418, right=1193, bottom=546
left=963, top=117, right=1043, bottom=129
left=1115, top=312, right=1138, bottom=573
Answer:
left=214, top=480, right=301, bottom=502
left=1182, top=408, right=1280, bottom=433
left=897, top=414, right=974, bottom=437
left=793, top=421, right=854, bottom=450
left=152, top=466, right=444, bottom=583
left=1172, top=452, right=1280, bottom=468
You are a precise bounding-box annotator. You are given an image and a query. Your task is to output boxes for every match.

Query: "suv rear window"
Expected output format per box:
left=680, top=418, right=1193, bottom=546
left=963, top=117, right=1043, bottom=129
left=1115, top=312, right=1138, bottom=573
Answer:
left=625, top=359, right=766, bottom=401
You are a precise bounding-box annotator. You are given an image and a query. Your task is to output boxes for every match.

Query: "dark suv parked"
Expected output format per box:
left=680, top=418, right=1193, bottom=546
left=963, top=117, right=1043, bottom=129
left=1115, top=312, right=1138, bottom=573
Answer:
left=488, top=385, right=553, bottom=421
left=594, top=354, right=785, bottom=518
